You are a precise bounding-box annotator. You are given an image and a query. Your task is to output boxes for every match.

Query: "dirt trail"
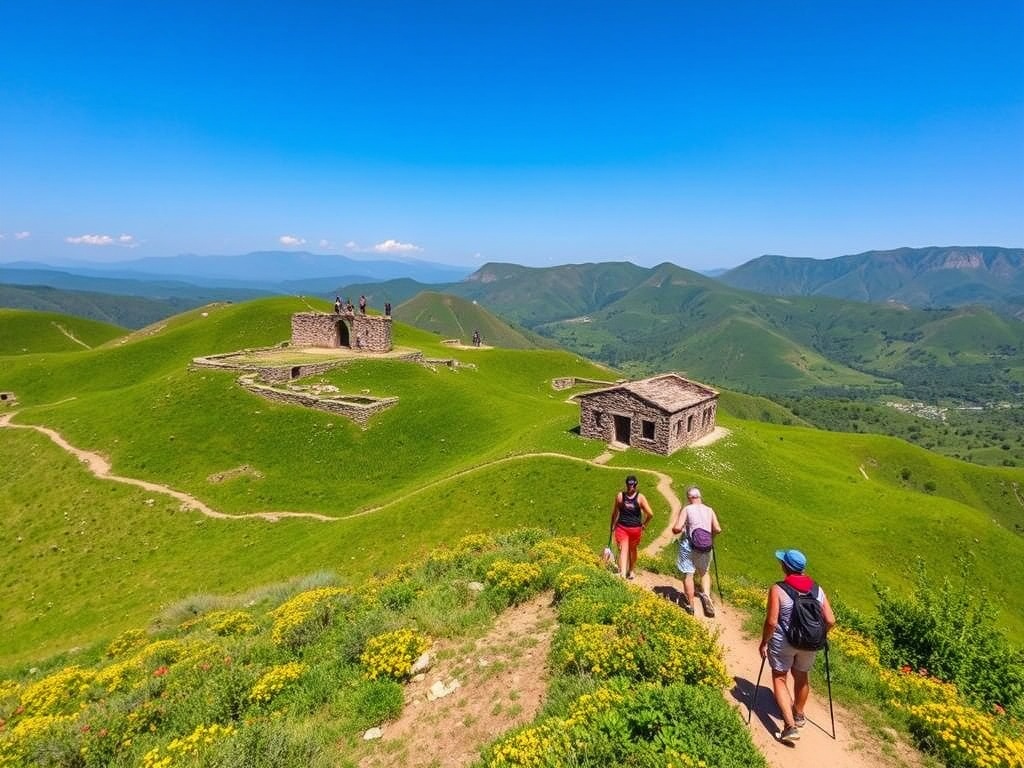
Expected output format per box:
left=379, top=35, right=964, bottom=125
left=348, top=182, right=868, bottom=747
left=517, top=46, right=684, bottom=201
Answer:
left=0, top=412, right=333, bottom=523
left=52, top=321, right=91, bottom=349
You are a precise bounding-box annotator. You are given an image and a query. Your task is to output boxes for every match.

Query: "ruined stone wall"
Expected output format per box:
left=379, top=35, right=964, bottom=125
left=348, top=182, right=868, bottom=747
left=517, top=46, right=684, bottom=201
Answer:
left=350, top=315, right=392, bottom=352
left=238, top=377, right=397, bottom=427
left=579, top=391, right=717, bottom=456
left=0, top=391, right=17, bottom=407
left=551, top=376, right=617, bottom=391
left=291, top=312, right=392, bottom=352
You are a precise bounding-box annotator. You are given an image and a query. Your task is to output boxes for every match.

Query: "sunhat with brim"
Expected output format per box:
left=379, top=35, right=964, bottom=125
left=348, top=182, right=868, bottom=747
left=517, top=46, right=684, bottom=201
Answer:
left=775, top=549, right=807, bottom=572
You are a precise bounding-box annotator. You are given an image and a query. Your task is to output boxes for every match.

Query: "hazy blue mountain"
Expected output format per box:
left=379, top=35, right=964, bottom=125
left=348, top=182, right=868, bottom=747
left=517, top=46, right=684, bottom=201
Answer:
left=7, top=251, right=472, bottom=286
left=0, top=266, right=271, bottom=302
left=718, top=246, right=1024, bottom=317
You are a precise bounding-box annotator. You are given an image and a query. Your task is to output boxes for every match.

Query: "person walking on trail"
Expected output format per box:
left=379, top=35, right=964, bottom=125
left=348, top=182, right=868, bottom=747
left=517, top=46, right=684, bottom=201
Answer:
left=759, top=548, right=836, bottom=745
left=671, top=486, right=721, bottom=617
left=609, top=474, right=653, bottom=580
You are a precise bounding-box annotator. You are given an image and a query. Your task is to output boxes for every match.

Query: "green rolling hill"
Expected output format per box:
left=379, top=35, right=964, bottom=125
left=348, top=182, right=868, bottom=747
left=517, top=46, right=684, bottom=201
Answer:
left=1, top=298, right=1022, bottom=670
left=393, top=291, right=550, bottom=349
left=0, top=308, right=126, bottom=355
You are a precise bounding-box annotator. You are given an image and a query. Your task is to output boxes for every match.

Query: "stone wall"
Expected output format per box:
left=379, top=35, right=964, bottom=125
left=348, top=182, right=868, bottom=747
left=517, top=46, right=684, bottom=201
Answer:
left=0, top=391, right=17, bottom=407
left=291, top=312, right=392, bottom=353
left=238, top=376, right=397, bottom=427
left=551, top=376, right=617, bottom=391
left=579, top=391, right=717, bottom=456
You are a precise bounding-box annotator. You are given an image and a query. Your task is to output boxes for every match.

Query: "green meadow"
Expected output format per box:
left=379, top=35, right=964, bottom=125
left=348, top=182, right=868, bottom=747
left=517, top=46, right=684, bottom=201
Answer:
left=1, top=298, right=1022, bottom=669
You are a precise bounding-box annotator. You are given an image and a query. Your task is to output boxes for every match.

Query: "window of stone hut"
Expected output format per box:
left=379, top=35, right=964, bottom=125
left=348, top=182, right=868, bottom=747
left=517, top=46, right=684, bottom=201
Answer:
left=641, top=419, right=655, bottom=440
left=687, top=414, right=694, bottom=431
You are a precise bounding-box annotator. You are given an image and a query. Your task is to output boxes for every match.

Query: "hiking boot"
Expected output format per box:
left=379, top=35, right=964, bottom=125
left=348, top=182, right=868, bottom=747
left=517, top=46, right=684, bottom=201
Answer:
left=682, top=600, right=694, bottom=615
left=793, top=710, right=806, bottom=728
left=779, top=725, right=801, bottom=744
left=697, top=592, right=715, bottom=617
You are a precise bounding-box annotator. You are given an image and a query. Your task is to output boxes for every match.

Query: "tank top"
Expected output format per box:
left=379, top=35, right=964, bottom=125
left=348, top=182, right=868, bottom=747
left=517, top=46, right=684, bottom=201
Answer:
left=772, top=575, right=825, bottom=647
left=618, top=492, right=643, bottom=527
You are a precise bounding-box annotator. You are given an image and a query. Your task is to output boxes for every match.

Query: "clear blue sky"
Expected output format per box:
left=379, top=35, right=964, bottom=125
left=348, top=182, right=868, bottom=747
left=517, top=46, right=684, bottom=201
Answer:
left=1, top=1, right=1022, bottom=271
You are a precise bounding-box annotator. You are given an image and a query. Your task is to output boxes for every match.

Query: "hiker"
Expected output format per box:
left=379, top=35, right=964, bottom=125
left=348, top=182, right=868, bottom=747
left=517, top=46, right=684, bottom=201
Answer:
left=671, top=486, right=721, bottom=616
left=609, top=474, right=653, bottom=580
left=359, top=295, right=367, bottom=315
left=385, top=302, right=391, bottom=317
left=759, top=548, right=836, bottom=745
left=472, top=330, right=481, bottom=347
left=334, top=296, right=342, bottom=314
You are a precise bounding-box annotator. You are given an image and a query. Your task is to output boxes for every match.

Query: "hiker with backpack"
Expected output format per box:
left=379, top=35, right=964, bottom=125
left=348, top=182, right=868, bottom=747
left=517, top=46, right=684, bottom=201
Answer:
left=758, top=548, right=836, bottom=745
left=671, top=486, right=721, bottom=616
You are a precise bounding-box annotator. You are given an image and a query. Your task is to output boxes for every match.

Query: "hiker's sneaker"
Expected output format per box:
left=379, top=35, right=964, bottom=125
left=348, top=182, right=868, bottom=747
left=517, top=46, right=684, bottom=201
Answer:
left=697, top=592, right=715, bottom=617
left=682, top=601, right=695, bottom=615
left=627, top=572, right=636, bottom=580
left=793, top=710, right=806, bottom=728
left=779, top=725, right=801, bottom=744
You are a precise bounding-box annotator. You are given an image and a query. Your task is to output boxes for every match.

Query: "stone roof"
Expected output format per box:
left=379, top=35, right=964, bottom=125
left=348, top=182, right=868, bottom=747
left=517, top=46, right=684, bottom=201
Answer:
left=577, top=373, right=717, bottom=413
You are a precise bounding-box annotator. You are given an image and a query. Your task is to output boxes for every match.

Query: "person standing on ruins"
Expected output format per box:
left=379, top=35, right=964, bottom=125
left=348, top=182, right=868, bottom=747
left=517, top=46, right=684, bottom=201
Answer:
left=359, top=295, right=367, bottom=315
left=671, top=486, right=721, bottom=616
left=609, top=474, right=653, bottom=580
left=334, top=295, right=342, bottom=314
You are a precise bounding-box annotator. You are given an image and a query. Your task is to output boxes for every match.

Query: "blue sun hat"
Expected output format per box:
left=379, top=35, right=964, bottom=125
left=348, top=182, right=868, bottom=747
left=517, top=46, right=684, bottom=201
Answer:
left=775, top=548, right=807, bottom=573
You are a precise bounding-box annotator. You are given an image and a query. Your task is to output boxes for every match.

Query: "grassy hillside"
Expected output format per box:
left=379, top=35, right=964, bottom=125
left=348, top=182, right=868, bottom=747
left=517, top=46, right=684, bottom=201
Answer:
left=0, top=308, right=126, bottom=354
left=1, top=299, right=1022, bottom=670
left=393, top=291, right=548, bottom=349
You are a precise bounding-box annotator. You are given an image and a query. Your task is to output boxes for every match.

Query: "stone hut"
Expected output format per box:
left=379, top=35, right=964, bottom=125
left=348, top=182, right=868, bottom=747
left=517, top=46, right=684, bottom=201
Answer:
left=576, top=373, right=718, bottom=455
left=290, top=312, right=392, bottom=353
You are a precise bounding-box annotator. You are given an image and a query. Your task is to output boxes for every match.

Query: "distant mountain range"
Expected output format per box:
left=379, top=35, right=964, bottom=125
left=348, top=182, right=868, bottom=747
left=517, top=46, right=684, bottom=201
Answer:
left=1, top=250, right=472, bottom=292
left=341, top=258, right=1024, bottom=401
left=718, top=246, right=1024, bottom=318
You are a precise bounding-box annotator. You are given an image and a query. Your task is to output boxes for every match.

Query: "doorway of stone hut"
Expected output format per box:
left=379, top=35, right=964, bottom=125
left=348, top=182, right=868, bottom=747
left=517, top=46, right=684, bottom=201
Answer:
left=336, top=319, right=351, bottom=348
left=613, top=414, right=631, bottom=445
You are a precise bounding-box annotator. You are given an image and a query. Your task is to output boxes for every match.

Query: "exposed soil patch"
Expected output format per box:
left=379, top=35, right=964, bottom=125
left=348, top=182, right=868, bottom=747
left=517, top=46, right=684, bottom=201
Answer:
left=357, top=592, right=556, bottom=768
left=206, top=464, right=264, bottom=484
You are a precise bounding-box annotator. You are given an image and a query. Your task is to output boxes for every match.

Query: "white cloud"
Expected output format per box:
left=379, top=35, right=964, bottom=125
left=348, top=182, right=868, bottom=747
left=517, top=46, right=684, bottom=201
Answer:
left=372, top=239, right=422, bottom=254
left=15, top=231, right=30, bottom=240
left=65, top=233, right=138, bottom=247
left=319, top=239, right=330, bottom=248
left=344, top=240, right=359, bottom=250
left=279, top=235, right=306, bottom=246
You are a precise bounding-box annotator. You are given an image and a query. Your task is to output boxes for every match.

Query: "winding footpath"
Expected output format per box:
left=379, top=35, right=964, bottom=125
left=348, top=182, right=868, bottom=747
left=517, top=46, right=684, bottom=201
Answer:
left=0, top=413, right=917, bottom=766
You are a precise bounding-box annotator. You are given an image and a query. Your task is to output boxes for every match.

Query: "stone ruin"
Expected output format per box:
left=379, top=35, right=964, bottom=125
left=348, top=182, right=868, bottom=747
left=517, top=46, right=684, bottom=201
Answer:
left=0, top=391, right=16, bottom=407
left=291, top=311, right=392, bottom=353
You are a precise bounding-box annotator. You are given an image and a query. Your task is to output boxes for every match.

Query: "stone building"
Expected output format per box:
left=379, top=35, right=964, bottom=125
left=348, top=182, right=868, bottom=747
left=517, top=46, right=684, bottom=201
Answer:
left=576, top=373, right=718, bottom=455
left=290, top=312, right=392, bottom=353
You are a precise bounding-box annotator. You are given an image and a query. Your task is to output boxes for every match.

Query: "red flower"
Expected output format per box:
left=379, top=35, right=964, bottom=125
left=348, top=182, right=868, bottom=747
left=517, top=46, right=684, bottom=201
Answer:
left=153, top=665, right=169, bottom=677
left=81, top=724, right=91, bottom=733
left=900, top=665, right=912, bottom=674
left=98, top=728, right=109, bottom=738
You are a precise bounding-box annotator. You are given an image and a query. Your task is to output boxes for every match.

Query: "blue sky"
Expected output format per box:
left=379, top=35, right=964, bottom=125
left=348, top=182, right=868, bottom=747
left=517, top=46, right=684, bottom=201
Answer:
left=1, top=1, right=1022, bottom=271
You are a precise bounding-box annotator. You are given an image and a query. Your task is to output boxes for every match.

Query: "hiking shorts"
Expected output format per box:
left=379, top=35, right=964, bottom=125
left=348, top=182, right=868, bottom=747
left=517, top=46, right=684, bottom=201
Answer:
left=768, top=632, right=818, bottom=673
left=677, top=536, right=712, bottom=575
left=614, top=524, right=643, bottom=547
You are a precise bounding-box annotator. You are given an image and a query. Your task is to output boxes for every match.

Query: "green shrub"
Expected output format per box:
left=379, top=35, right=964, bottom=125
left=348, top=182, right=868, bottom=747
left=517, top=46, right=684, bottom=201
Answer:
left=873, top=560, right=1024, bottom=712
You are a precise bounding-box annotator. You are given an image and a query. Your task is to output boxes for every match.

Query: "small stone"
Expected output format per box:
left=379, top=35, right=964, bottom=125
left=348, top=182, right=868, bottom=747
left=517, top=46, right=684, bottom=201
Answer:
left=410, top=652, right=432, bottom=675
left=427, top=679, right=461, bottom=701
left=467, top=581, right=485, bottom=592
left=411, top=673, right=426, bottom=683
left=477, top=658, right=490, bottom=668
left=363, top=727, right=383, bottom=740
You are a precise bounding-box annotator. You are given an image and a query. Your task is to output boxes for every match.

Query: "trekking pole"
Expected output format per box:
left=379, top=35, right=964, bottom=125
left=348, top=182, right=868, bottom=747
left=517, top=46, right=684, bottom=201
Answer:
left=824, top=640, right=836, bottom=739
left=748, top=656, right=766, bottom=724
left=712, top=545, right=724, bottom=603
